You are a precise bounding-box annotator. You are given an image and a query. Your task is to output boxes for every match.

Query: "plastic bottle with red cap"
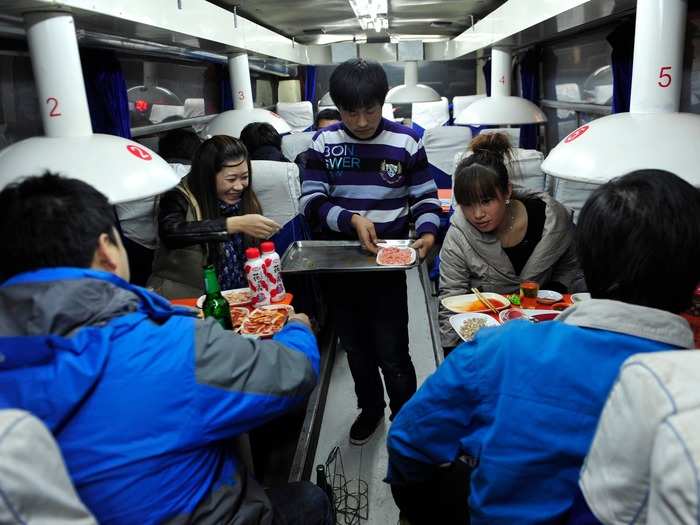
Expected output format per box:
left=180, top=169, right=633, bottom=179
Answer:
left=260, top=241, right=286, bottom=303
left=244, top=247, right=271, bottom=307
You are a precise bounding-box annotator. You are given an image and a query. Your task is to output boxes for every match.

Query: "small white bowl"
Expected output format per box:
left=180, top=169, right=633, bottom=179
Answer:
left=571, top=292, right=592, bottom=303
left=537, top=290, right=563, bottom=305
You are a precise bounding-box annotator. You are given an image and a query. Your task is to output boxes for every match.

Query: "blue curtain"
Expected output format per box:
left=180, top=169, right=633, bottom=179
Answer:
left=81, top=49, right=131, bottom=138
left=607, top=20, right=635, bottom=113
left=519, top=48, right=540, bottom=149
left=218, top=64, right=234, bottom=112
left=483, top=58, right=492, bottom=97
left=304, top=66, right=317, bottom=102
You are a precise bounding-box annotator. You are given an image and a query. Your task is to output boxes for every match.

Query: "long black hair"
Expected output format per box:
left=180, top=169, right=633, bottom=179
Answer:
left=185, top=135, right=262, bottom=263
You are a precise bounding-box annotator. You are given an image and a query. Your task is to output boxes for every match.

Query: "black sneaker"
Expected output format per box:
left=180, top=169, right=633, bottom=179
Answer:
left=349, top=410, right=384, bottom=446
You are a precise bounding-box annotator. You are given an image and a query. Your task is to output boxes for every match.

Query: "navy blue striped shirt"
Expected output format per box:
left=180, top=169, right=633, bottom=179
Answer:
left=300, top=118, right=440, bottom=239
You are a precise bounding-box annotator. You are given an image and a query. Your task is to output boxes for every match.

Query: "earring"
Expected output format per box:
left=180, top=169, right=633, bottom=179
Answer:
left=505, top=199, right=511, bottom=205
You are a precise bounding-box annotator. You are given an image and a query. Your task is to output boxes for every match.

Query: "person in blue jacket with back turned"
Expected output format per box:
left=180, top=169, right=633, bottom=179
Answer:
left=386, top=169, right=700, bottom=525
left=0, top=173, right=333, bottom=525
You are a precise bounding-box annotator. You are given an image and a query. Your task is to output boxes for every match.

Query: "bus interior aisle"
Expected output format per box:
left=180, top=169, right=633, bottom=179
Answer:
left=313, top=265, right=440, bottom=524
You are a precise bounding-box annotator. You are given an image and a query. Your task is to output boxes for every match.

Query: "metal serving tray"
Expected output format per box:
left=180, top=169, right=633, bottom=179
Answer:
left=280, top=240, right=418, bottom=274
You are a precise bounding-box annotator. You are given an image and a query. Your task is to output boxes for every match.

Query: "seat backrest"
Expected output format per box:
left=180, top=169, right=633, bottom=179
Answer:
left=508, top=148, right=546, bottom=193
left=452, top=95, right=486, bottom=120
left=251, top=160, right=301, bottom=228
left=281, top=131, right=315, bottom=164
left=411, top=97, right=449, bottom=133
left=453, top=146, right=546, bottom=194
left=0, top=409, right=97, bottom=524
left=548, top=176, right=599, bottom=223
left=276, top=101, right=314, bottom=132
left=422, top=126, right=472, bottom=189
left=578, top=351, right=700, bottom=525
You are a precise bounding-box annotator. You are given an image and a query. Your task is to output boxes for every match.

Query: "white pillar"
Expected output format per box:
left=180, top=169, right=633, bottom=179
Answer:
left=228, top=53, right=254, bottom=111
left=25, top=12, right=93, bottom=138
left=404, top=61, right=418, bottom=87
left=490, top=47, right=512, bottom=97
left=630, top=0, right=687, bottom=113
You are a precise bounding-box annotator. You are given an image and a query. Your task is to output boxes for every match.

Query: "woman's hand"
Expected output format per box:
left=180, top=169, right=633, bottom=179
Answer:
left=226, top=215, right=281, bottom=239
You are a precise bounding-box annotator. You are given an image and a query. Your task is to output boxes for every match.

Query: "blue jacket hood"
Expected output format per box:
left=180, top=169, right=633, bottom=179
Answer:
left=0, top=268, right=193, bottom=431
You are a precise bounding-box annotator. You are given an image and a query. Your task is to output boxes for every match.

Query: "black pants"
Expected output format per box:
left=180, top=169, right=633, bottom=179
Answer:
left=324, top=271, right=417, bottom=417
left=391, top=459, right=472, bottom=525
left=121, top=235, right=154, bottom=287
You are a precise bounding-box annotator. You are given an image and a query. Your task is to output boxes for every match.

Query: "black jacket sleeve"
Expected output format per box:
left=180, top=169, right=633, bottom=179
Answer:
left=158, top=189, right=229, bottom=249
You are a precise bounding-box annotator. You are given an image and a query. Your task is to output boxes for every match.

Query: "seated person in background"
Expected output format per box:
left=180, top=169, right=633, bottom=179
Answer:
left=439, top=132, right=584, bottom=351
left=0, top=174, right=331, bottom=525
left=387, top=170, right=700, bottom=525
left=294, top=109, right=342, bottom=171
left=116, top=128, right=201, bottom=287
left=158, top=126, right=202, bottom=175
left=314, top=108, right=341, bottom=130
left=566, top=351, right=700, bottom=525
left=148, top=135, right=280, bottom=299
left=240, top=121, right=289, bottom=162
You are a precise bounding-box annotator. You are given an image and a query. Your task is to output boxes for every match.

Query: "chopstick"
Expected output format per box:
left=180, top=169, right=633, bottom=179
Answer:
left=471, top=288, right=501, bottom=317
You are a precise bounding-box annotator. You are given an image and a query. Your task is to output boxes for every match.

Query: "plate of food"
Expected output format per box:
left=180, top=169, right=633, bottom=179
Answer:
left=229, top=306, right=250, bottom=330
left=449, top=313, right=499, bottom=342
left=499, top=309, right=560, bottom=324
left=240, top=304, right=293, bottom=337
left=376, top=246, right=416, bottom=266
left=196, top=287, right=252, bottom=308
left=441, top=292, right=510, bottom=314
left=537, top=290, right=563, bottom=305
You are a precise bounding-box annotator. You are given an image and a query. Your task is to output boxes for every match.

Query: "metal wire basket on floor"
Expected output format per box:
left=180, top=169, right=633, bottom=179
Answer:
left=316, top=446, right=369, bottom=524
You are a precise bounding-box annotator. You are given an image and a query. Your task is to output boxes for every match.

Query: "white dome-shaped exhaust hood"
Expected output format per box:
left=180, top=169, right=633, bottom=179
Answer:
left=386, top=62, right=441, bottom=104
left=204, top=53, right=291, bottom=139
left=454, top=47, right=547, bottom=126
left=318, top=91, right=335, bottom=108
left=0, top=12, right=178, bottom=204
left=542, top=0, right=700, bottom=186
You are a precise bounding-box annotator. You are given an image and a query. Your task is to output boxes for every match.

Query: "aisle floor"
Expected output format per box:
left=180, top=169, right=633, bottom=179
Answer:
left=312, top=267, right=438, bottom=524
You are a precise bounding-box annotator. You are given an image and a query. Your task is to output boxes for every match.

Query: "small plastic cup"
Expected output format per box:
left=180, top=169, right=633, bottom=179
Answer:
left=520, top=281, right=539, bottom=309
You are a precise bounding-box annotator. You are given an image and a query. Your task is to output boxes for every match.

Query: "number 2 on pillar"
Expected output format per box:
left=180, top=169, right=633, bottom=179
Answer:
left=46, top=97, right=61, bottom=117
left=658, top=66, right=672, bottom=88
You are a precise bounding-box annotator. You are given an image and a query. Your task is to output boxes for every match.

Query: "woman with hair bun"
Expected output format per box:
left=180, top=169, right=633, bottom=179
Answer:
left=439, top=132, right=584, bottom=351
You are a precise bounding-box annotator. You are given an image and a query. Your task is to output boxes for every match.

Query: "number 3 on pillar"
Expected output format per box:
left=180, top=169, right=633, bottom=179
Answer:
left=658, top=66, right=672, bottom=88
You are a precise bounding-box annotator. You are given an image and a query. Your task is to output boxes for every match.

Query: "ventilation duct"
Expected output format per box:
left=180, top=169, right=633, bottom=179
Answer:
left=454, top=47, right=547, bottom=126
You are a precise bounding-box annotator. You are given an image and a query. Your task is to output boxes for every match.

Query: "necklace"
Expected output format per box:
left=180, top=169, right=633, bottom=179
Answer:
left=504, top=202, right=516, bottom=233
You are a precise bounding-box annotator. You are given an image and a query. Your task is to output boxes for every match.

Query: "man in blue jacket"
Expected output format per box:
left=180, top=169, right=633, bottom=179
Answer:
left=0, top=173, right=332, bottom=525
left=386, top=170, right=700, bottom=524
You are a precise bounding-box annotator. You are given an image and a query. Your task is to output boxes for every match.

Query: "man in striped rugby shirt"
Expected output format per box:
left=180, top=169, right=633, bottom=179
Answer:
left=300, top=58, right=441, bottom=445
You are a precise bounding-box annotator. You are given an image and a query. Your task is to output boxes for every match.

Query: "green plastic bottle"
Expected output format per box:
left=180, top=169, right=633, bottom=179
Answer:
left=202, top=265, right=232, bottom=330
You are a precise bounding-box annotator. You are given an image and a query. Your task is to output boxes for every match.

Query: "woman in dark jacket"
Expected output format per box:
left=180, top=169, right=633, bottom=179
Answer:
left=148, top=135, right=280, bottom=299
left=240, top=122, right=290, bottom=162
